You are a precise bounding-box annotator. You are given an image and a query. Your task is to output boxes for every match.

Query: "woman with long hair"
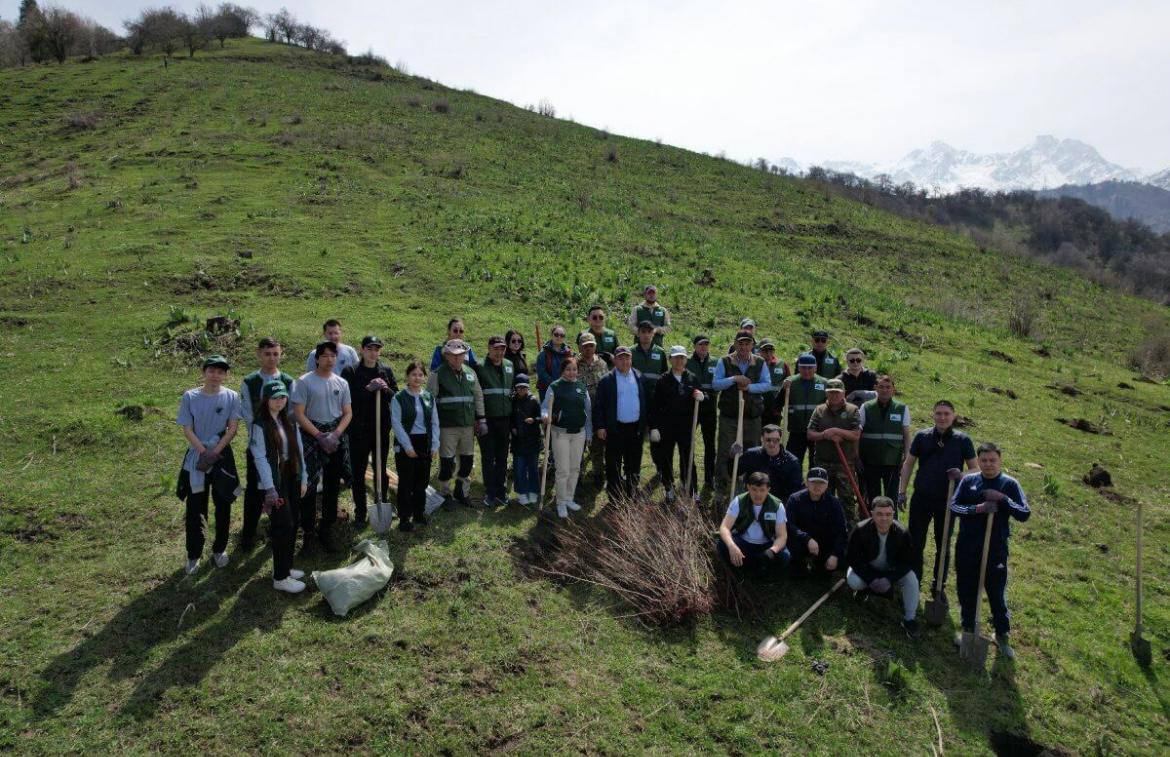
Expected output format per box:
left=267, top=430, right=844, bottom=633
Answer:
left=391, top=361, right=441, bottom=531
left=541, top=357, right=592, bottom=519
left=429, top=318, right=479, bottom=370
left=504, top=329, right=529, bottom=375
left=250, top=381, right=310, bottom=593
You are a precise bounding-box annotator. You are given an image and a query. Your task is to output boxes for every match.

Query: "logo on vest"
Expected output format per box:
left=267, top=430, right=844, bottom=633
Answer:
left=890, top=414, right=902, bottom=421
left=764, top=512, right=777, bottom=521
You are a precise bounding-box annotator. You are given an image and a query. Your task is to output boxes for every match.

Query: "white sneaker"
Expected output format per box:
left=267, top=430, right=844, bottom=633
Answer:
left=213, top=552, right=229, bottom=568
left=273, top=577, right=306, bottom=593
left=566, top=501, right=582, bottom=511
left=289, top=569, right=305, bottom=580
left=518, top=493, right=530, bottom=505
left=556, top=502, right=568, bottom=519
left=185, top=558, right=200, bottom=575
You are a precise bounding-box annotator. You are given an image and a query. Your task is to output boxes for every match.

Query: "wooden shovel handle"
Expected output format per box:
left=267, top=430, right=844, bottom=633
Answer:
left=779, top=578, right=847, bottom=641
left=973, top=508, right=996, bottom=633
left=934, top=480, right=956, bottom=594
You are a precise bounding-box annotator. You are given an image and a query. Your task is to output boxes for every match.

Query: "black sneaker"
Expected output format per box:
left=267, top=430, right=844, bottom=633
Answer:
left=416, top=514, right=429, bottom=526
left=354, top=513, right=368, bottom=530
left=902, top=618, right=920, bottom=639
left=995, top=633, right=1016, bottom=660
left=397, top=520, right=414, bottom=532
left=454, top=481, right=470, bottom=506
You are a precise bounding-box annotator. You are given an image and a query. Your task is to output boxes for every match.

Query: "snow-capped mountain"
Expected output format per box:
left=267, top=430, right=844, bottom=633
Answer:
left=1147, top=168, right=1170, bottom=191
left=780, top=136, right=1150, bottom=193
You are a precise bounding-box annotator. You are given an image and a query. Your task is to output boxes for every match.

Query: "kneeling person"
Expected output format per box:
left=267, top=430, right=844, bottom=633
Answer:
left=785, top=467, right=848, bottom=575
left=846, top=496, right=921, bottom=637
left=717, top=471, right=791, bottom=578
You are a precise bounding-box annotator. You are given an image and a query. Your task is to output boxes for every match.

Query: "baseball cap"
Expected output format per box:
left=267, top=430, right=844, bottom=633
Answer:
left=442, top=339, right=469, bottom=355
left=812, top=329, right=830, bottom=339
left=740, top=318, right=756, bottom=328
left=577, top=332, right=597, bottom=347
left=614, top=346, right=632, bottom=356
left=692, top=335, right=710, bottom=346
left=643, top=284, right=658, bottom=293
left=202, top=354, right=230, bottom=370
left=637, top=320, right=655, bottom=330
left=825, top=378, right=846, bottom=393
left=668, top=345, right=687, bottom=358
left=758, top=340, right=775, bottom=350
left=260, top=381, right=289, bottom=400
left=488, top=335, right=506, bottom=347
left=796, top=353, right=817, bottom=367
left=360, top=335, right=383, bottom=348
left=734, top=330, right=754, bottom=343
left=513, top=373, right=530, bottom=387
left=808, top=467, right=829, bottom=483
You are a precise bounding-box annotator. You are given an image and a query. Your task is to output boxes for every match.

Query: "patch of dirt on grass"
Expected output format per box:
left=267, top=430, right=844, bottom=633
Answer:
left=1056, top=418, right=1109, bottom=435
left=985, top=349, right=1015, bottom=364
left=1047, top=383, right=1081, bottom=397
left=1097, top=489, right=1137, bottom=507
left=1082, top=464, right=1112, bottom=488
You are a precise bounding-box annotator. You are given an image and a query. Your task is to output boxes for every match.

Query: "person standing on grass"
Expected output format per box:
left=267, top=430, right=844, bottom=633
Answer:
left=649, top=345, right=706, bottom=503
left=758, top=340, right=791, bottom=429
left=176, top=354, right=243, bottom=575
left=808, top=329, right=841, bottom=380
left=631, top=321, right=668, bottom=467
left=391, top=362, right=440, bottom=532
left=950, top=442, right=1031, bottom=660
left=427, top=339, right=486, bottom=507
left=686, top=335, right=720, bottom=490
left=627, top=284, right=671, bottom=347
left=504, top=329, right=529, bottom=376
left=580, top=305, right=620, bottom=363
left=250, top=381, right=309, bottom=593
left=475, top=335, right=515, bottom=508
left=713, top=330, right=772, bottom=493
left=292, top=341, right=353, bottom=552
left=807, top=378, right=863, bottom=521
left=341, top=335, right=398, bottom=529
left=716, top=471, right=791, bottom=579
left=304, top=319, right=360, bottom=375
left=542, top=358, right=592, bottom=518
left=726, top=318, right=758, bottom=354
left=576, top=333, right=610, bottom=488
left=859, top=375, right=910, bottom=502
left=783, top=354, right=827, bottom=469
left=736, top=424, right=803, bottom=502
left=430, top=318, right=479, bottom=370
left=593, top=346, right=648, bottom=499
left=785, top=467, right=848, bottom=577
left=535, top=325, right=573, bottom=400
left=836, top=348, right=877, bottom=395
left=510, top=374, right=543, bottom=506
left=239, top=337, right=296, bottom=551
left=898, top=399, right=978, bottom=591
left=845, top=496, right=921, bottom=639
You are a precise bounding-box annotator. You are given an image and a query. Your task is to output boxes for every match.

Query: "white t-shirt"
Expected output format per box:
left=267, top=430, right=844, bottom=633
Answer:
left=725, top=496, right=786, bottom=545
left=871, top=532, right=889, bottom=571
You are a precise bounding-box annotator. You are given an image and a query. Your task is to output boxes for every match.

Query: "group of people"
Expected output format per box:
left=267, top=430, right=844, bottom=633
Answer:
left=175, top=286, right=1031, bottom=660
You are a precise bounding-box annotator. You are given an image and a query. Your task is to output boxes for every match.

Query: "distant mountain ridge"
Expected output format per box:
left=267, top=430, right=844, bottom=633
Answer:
left=780, top=135, right=1169, bottom=195
left=1037, top=181, right=1170, bottom=234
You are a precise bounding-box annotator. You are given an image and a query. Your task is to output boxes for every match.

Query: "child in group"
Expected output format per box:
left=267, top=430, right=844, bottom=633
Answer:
left=176, top=355, right=243, bottom=574
left=510, top=374, right=543, bottom=505
left=250, top=381, right=310, bottom=593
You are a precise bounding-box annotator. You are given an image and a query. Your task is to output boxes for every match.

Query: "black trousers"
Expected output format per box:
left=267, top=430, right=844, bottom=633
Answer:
left=863, top=463, right=900, bottom=504
left=185, top=486, right=232, bottom=560
left=786, top=431, right=812, bottom=471
left=908, top=492, right=952, bottom=592
left=697, top=410, right=717, bottom=486
left=270, top=478, right=301, bottom=580
left=654, top=426, right=695, bottom=493
left=241, top=449, right=264, bottom=545
left=605, top=422, right=644, bottom=499
left=349, top=427, right=391, bottom=517
left=395, top=434, right=433, bottom=523
left=303, top=448, right=343, bottom=536
left=478, top=417, right=511, bottom=500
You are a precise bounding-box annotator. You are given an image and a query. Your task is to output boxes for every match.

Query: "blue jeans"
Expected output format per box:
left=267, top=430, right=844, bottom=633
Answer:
left=514, top=452, right=540, bottom=496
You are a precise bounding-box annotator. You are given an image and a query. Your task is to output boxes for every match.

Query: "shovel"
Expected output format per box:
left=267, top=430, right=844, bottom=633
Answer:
left=960, top=510, right=996, bottom=669
left=682, top=398, right=700, bottom=501
left=728, top=390, right=745, bottom=495
left=1131, top=498, right=1152, bottom=667
left=779, top=377, right=791, bottom=448
left=539, top=392, right=555, bottom=511
left=925, top=480, right=956, bottom=626
left=369, top=397, right=395, bottom=534
left=832, top=439, right=870, bottom=520
left=758, top=578, right=847, bottom=661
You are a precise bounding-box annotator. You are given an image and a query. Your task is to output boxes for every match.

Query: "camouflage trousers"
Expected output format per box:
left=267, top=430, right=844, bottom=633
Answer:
left=824, top=459, right=862, bottom=522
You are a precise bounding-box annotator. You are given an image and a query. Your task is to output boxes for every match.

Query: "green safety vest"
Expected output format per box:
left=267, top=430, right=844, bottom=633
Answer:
left=395, top=389, right=435, bottom=440
left=785, top=375, right=828, bottom=431
left=436, top=363, right=477, bottom=427
left=549, top=378, right=588, bottom=433
left=813, top=350, right=840, bottom=380
left=860, top=398, right=907, bottom=466
left=632, top=344, right=666, bottom=391
left=476, top=360, right=514, bottom=419
left=718, top=355, right=765, bottom=419
left=764, top=362, right=789, bottom=396
left=581, top=328, right=619, bottom=355
left=636, top=304, right=667, bottom=346
left=732, top=492, right=783, bottom=540
left=243, top=370, right=295, bottom=413
left=687, top=355, right=718, bottom=417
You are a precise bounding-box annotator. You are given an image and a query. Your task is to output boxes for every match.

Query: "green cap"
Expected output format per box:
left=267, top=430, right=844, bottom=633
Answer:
left=261, top=381, right=289, bottom=400
left=825, top=378, right=846, bottom=392
left=202, top=354, right=231, bottom=370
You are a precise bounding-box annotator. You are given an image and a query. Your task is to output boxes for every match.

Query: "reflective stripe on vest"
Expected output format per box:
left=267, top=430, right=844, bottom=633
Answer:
left=482, top=388, right=510, bottom=395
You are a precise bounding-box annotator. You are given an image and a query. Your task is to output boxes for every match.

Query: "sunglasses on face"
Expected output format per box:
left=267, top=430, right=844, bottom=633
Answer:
left=553, top=332, right=565, bottom=338
left=451, top=328, right=464, bottom=334
left=848, top=358, right=862, bottom=363
left=590, top=314, right=604, bottom=320
left=510, top=338, right=522, bottom=344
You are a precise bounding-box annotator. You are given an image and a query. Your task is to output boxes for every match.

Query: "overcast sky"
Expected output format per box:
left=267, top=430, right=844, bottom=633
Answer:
left=7, top=0, right=1170, bottom=172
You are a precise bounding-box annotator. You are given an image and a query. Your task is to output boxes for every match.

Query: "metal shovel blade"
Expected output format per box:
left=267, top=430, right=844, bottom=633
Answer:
left=960, top=631, right=990, bottom=669
left=756, top=635, right=789, bottom=662
left=924, top=596, right=948, bottom=627
left=369, top=500, right=395, bottom=535
left=1131, top=631, right=1153, bottom=668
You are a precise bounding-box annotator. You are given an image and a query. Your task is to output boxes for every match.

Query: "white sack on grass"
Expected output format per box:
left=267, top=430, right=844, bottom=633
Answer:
left=311, top=539, right=394, bottom=617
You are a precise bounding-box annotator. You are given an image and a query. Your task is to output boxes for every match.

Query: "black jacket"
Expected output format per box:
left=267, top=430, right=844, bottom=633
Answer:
left=739, top=447, right=804, bottom=502
left=785, top=489, right=848, bottom=558
left=341, top=362, right=399, bottom=436
left=648, top=369, right=700, bottom=432
left=593, top=368, right=648, bottom=434
left=845, top=518, right=914, bottom=582
left=511, top=395, right=543, bottom=455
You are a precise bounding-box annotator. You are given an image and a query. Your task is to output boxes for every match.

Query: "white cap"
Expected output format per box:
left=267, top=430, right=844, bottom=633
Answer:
left=668, top=345, right=688, bottom=358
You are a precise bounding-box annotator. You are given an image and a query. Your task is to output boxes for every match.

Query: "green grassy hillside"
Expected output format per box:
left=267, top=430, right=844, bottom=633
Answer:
left=1, top=39, right=1167, bottom=753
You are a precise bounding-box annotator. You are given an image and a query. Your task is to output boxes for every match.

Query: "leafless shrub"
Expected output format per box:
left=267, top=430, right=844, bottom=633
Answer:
left=537, top=98, right=556, bottom=117
left=406, top=96, right=421, bottom=108
left=432, top=100, right=449, bottom=114
left=64, top=111, right=101, bottom=130
left=1128, top=316, right=1170, bottom=379
left=606, top=146, right=618, bottom=164
left=540, top=493, right=724, bottom=627
left=1007, top=296, right=1041, bottom=339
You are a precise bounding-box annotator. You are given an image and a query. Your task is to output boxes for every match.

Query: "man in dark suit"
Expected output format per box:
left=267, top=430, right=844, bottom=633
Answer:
left=593, top=346, right=647, bottom=499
